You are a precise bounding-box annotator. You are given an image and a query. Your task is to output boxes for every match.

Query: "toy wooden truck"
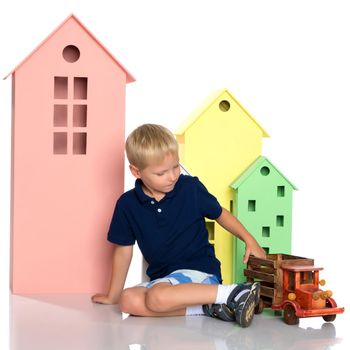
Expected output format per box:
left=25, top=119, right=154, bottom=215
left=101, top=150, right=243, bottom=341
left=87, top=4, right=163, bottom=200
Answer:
left=244, top=254, right=345, bottom=325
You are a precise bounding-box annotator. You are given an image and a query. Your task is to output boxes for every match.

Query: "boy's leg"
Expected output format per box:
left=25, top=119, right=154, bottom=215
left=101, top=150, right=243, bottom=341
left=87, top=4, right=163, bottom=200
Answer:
left=119, top=285, right=185, bottom=316
left=120, top=270, right=260, bottom=327
left=145, top=282, right=219, bottom=313
left=119, top=283, right=219, bottom=316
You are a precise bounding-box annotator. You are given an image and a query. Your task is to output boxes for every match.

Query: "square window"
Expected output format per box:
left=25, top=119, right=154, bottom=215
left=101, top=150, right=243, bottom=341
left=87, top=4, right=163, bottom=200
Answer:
left=73, top=105, right=87, bottom=127
left=248, top=200, right=256, bottom=212
left=53, top=132, right=67, bottom=154
left=263, top=247, right=270, bottom=254
left=54, top=77, right=68, bottom=99
left=74, top=77, right=88, bottom=99
left=277, top=186, right=285, bottom=197
left=276, top=215, right=284, bottom=227
left=262, top=226, right=270, bottom=237
left=73, top=132, right=87, bottom=154
left=206, top=221, right=215, bottom=242
left=53, top=105, right=68, bottom=126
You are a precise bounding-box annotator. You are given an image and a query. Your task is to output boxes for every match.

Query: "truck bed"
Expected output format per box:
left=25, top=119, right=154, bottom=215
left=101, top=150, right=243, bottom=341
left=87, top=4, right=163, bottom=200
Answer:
left=244, top=254, right=314, bottom=306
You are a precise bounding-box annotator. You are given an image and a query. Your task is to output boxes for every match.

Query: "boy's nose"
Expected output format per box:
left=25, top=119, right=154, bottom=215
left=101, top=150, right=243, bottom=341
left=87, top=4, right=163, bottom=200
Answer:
left=168, top=171, right=177, bottom=182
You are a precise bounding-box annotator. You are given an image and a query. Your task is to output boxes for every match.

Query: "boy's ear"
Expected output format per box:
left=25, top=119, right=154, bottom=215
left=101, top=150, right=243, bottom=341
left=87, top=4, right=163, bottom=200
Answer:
left=129, top=164, right=141, bottom=178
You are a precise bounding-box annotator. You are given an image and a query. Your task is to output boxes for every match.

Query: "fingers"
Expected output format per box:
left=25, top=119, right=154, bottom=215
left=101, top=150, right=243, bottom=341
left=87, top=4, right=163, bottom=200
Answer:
left=91, top=294, right=107, bottom=304
left=243, top=249, right=250, bottom=264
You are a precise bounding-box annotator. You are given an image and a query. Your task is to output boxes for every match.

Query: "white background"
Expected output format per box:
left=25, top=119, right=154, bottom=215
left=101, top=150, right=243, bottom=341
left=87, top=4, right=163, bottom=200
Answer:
left=1, top=1, right=349, bottom=348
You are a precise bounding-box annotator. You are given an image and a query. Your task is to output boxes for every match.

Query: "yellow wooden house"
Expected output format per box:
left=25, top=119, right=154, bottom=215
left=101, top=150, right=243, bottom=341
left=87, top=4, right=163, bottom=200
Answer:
left=175, top=88, right=269, bottom=283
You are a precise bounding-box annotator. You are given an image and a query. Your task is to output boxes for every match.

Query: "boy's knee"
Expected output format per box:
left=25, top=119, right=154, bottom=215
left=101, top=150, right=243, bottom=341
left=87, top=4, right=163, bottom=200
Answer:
left=119, top=288, right=144, bottom=315
left=145, top=285, right=169, bottom=313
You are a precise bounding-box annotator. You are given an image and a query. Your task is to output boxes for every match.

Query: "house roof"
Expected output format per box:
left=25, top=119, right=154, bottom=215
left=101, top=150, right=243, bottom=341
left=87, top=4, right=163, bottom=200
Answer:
left=4, top=14, right=135, bottom=83
left=230, top=156, right=297, bottom=190
left=175, top=88, right=269, bottom=137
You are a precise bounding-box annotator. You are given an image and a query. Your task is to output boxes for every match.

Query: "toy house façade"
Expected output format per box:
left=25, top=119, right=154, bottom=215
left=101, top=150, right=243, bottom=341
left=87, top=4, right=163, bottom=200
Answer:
left=230, top=156, right=297, bottom=282
left=175, top=88, right=269, bottom=283
left=6, top=14, right=134, bottom=293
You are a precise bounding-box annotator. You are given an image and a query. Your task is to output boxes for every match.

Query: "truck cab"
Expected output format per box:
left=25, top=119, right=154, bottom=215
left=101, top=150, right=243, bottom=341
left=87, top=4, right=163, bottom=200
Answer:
left=273, top=265, right=344, bottom=325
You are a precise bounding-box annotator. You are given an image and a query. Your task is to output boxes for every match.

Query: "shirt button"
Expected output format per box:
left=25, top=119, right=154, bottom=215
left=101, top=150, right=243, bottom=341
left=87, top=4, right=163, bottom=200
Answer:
left=151, top=201, right=155, bottom=204
left=157, top=208, right=162, bottom=213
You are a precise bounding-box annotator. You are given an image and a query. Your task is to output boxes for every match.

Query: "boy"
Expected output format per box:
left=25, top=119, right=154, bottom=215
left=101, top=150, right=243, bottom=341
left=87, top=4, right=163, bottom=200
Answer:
left=92, top=124, right=266, bottom=327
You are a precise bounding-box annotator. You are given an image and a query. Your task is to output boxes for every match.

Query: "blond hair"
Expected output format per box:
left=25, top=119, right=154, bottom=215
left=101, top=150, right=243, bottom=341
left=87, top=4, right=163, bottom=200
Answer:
left=125, top=124, right=179, bottom=169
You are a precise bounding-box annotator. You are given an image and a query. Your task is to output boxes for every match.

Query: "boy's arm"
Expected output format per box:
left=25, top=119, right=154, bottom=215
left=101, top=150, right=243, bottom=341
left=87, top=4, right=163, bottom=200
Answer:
left=215, top=207, right=266, bottom=263
left=92, top=244, right=133, bottom=304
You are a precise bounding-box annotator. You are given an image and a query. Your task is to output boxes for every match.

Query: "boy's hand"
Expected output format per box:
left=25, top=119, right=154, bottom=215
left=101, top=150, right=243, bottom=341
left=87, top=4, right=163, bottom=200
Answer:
left=243, top=240, right=266, bottom=264
left=91, top=293, right=117, bottom=305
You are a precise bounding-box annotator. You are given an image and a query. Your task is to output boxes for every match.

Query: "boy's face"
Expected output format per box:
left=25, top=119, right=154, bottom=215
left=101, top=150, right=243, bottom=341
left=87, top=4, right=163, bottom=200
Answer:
left=130, top=152, right=181, bottom=200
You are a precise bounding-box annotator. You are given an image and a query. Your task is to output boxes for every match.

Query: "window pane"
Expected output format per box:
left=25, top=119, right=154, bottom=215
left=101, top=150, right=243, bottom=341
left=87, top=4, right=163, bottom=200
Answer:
left=53, top=105, right=68, bottom=126
left=73, top=132, right=87, bottom=154
left=73, top=105, right=87, bottom=127
left=53, top=132, right=67, bottom=154
left=74, top=77, right=88, bottom=99
left=206, top=221, right=215, bottom=242
left=277, top=186, right=285, bottom=197
left=248, top=200, right=256, bottom=211
left=262, top=226, right=270, bottom=237
left=54, top=77, right=68, bottom=99
left=276, top=215, right=284, bottom=227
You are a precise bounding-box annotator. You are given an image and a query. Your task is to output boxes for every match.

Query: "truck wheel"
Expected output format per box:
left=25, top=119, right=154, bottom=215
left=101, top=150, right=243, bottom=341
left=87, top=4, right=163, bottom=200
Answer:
left=322, top=314, right=336, bottom=322
left=283, top=304, right=299, bottom=325
left=254, top=298, right=264, bottom=314
left=323, top=300, right=336, bottom=322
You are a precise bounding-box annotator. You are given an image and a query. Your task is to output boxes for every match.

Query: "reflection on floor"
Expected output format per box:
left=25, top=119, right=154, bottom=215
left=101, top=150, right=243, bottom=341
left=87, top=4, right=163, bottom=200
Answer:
left=10, top=294, right=348, bottom=350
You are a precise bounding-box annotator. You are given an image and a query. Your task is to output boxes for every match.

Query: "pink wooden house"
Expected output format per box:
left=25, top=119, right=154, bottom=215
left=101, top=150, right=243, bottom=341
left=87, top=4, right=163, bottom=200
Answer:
left=6, top=14, right=135, bottom=293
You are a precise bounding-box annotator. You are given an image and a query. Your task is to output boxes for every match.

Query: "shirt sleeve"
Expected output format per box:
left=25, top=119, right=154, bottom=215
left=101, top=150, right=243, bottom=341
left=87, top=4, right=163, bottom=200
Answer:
left=194, top=177, right=223, bottom=220
left=107, top=198, right=136, bottom=245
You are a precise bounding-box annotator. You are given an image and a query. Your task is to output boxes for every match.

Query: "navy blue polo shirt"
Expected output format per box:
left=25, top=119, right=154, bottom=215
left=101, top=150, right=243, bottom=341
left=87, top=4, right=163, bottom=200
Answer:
left=107, top=174, right=223, bottom=282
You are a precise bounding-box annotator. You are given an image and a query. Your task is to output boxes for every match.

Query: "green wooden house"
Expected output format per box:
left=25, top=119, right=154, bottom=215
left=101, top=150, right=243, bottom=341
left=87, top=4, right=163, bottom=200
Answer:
left=230, top=156, right=297, bottom=282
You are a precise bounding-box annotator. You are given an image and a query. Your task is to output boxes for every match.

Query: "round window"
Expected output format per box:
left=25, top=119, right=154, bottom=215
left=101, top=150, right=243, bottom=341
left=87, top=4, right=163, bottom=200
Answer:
left=62, top=45, right=80, bottom=63
left=260, top=166, right=270, bottom=176
left=219, top=100, right=230, bottom=112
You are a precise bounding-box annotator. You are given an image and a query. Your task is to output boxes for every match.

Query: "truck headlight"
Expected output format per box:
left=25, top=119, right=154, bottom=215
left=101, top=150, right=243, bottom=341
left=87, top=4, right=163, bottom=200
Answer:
left=288, top=293, right=296, bottom=301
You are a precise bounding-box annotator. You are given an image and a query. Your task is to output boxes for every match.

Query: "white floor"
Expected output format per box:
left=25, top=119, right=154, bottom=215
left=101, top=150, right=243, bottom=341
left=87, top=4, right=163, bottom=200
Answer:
left=9, top=293, right=349, bottom=350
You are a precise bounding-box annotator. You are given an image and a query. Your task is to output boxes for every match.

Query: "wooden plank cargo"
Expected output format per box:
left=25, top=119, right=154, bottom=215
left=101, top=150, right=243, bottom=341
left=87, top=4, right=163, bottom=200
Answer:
left=244, top=254, right=314, bottom=307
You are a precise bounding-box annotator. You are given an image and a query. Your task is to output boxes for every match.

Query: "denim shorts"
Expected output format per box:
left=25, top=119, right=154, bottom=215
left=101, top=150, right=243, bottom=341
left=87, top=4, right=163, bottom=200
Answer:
left=138, top=269, right=220, bottom=289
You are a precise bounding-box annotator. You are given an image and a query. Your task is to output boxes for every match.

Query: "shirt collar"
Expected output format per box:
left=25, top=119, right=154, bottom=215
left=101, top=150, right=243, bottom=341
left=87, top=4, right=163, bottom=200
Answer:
left=134, top=174, right=184, bottom=203
left=134, top=179, right=149, bottom=203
